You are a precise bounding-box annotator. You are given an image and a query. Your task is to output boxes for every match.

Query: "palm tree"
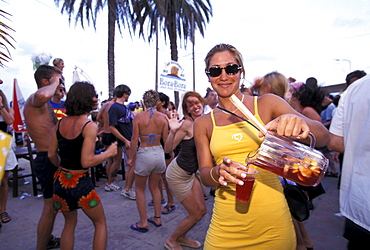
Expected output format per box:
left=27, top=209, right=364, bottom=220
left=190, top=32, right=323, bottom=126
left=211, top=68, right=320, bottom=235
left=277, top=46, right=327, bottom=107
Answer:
left=0, top=5, right=16, bottom=67
left=54, top=0, right=150, bottom=98
left=144, top=0, right=212, bottom=105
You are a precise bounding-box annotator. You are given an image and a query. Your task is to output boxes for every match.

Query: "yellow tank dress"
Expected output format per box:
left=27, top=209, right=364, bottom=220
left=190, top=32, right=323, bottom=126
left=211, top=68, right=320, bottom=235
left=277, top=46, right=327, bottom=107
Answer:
left=204, top=97, right=296, bottom=249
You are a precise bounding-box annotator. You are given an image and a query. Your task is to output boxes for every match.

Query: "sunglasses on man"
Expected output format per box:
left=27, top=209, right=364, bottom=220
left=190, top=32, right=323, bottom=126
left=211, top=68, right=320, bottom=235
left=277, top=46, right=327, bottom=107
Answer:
left=205, top=64, right=242, bottom=78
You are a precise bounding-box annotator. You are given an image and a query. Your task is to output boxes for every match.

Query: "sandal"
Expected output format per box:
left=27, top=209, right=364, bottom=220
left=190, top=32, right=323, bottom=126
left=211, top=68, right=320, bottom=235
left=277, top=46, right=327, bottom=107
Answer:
left=0, top=212, right=11, bottom=223
left=148, top=216, right=162, bottom=227
left=164, top=242, right=182, bottom=250
left=130, top=222, right=148, bottom=233
left=178, top=239, right=202, bottom=249
left=162, top=204, right=176, bottom=214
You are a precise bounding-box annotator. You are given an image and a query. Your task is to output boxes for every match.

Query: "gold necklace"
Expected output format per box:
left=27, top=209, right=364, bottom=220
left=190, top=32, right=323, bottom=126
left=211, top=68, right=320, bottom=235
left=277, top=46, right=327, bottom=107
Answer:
left=219, top=94, right=245, bottom=114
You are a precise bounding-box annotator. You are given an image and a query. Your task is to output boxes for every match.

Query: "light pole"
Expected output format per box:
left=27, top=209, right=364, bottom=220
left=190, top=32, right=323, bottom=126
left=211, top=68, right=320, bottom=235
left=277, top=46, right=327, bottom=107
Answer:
left=334, top=59, right=352, bottom=72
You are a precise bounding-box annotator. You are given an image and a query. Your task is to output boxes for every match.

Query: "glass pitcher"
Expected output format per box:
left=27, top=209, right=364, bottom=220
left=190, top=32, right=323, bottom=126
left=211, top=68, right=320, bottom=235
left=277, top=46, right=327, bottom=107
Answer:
left=246, top=132, right=328, bottom=187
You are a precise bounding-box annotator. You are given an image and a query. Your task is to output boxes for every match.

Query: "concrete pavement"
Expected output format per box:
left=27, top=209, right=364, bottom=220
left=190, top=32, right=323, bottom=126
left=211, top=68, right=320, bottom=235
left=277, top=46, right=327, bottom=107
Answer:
left=1, top=158, right=347, bottom=249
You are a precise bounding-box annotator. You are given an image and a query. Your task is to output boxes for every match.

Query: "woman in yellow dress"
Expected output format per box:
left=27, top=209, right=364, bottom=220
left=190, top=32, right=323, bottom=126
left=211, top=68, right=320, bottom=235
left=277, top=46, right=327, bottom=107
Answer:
left=194, top=44, right=329, bottom=249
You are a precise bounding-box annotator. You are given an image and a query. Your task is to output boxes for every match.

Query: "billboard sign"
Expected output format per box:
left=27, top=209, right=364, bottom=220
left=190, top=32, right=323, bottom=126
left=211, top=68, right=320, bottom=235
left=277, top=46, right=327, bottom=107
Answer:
left=159, top=61, right=186, bottom=92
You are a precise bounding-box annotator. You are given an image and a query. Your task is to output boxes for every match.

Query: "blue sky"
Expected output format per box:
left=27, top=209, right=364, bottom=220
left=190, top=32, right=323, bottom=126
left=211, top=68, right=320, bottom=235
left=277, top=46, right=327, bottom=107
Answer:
left=2, top=0, right=370, bottom=103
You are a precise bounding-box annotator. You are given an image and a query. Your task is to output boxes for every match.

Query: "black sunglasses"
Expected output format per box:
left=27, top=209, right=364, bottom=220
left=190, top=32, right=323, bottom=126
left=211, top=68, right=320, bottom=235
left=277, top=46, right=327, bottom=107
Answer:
left=205, top=64, right=242, bottom=77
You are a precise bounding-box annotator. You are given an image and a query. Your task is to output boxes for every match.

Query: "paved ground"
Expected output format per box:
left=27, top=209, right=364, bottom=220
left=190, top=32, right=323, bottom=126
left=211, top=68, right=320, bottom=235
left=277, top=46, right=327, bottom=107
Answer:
left=1, top=158, right=348, bottom=249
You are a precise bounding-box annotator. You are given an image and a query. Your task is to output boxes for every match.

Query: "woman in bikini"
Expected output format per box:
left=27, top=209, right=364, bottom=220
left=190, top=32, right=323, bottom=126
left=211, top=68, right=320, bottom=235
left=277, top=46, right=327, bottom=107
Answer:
left=128, top=90, right=169, bottom=232
left=48, top=81, right=117, bottom=249
left=164, top=91, right=206, bottom=249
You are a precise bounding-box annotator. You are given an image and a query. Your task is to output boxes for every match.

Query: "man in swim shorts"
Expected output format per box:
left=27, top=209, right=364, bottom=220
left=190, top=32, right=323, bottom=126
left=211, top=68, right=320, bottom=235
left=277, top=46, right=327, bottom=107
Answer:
left=24, top=65, right=64, bottom=250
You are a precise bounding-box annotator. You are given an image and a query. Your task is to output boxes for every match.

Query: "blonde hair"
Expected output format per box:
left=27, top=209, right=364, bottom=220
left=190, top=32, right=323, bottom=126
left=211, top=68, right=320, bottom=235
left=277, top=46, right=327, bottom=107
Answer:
left=52, top=58, right=63, bottom=66
left=204, top=44, right=245, bottom=79
left=251, top=71, right=288, bottom=98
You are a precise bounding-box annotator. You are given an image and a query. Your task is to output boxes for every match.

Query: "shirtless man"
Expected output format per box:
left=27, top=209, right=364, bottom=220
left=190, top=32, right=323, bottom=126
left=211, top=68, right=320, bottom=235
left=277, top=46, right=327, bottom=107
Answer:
left=24, top=65, right=64, bottom=250
left=97, top=95, right=124, bottom=193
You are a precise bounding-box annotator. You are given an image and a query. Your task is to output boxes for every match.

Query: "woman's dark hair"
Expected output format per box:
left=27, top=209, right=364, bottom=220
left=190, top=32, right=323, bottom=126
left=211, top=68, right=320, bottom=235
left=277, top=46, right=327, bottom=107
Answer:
left=293, top=78, right=325, bottom=114
left=169, top=101, right=176, bottom=110
left=159, top=92, right=169, bottom=109
left=65, top=81, right=96, bottom=116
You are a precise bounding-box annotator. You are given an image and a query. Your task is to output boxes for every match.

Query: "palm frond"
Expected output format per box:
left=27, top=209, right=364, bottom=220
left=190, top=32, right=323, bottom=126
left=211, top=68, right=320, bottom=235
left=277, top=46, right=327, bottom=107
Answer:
left=0, top=6, right=16, bottom=67
left=143, top=0, right=212, bottom=48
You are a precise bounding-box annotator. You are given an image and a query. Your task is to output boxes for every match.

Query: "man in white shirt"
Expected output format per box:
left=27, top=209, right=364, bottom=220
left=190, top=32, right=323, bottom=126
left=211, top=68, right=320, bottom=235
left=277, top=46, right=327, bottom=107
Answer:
left=328, top=74, right=370, bottom=248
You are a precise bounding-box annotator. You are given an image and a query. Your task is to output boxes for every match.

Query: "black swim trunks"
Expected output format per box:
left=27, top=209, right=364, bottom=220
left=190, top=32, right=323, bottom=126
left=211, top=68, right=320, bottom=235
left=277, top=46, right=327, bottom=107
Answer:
left=33, top=152, right=57, bottom=199
left=102, top=133, right=116, bottom=146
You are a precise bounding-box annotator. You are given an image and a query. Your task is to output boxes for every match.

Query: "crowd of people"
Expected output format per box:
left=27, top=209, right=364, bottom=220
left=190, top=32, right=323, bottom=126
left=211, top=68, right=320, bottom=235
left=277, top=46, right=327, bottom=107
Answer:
left=0, top=45, right=369, bottom=249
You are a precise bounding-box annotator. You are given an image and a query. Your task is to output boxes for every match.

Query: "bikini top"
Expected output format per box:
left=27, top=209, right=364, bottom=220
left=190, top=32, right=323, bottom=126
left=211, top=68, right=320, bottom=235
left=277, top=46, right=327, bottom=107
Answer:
left=139, top=108, right=161, bottom=144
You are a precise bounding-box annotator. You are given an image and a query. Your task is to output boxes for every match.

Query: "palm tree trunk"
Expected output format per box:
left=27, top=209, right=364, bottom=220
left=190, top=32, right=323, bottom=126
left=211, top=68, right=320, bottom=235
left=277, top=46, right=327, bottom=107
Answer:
left=168, top=9, right=179, bottom=107
left=108, top=0, right=116, bottom=98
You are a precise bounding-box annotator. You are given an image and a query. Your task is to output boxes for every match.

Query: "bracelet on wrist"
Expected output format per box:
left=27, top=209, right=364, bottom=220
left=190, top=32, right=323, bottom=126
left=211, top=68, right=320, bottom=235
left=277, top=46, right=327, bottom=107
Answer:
left=209, top=167, right=219, bottom=184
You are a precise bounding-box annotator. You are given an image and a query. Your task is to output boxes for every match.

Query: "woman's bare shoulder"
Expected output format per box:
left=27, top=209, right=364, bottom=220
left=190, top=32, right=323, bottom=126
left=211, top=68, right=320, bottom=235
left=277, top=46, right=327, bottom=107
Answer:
left=194, top=113, right=212, bottom=131
left=258, top=93, right=284, bottom=103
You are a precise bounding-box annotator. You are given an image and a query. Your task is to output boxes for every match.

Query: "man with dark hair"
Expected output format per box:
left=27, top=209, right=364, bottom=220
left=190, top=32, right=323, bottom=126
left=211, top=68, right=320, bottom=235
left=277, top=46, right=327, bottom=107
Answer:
left=134, top=101, right=144, bottom=114
left=49, top=85, right=66, bottom=120
left=345, top=70, right=367, bottom=87
left=203, top=88, right=218, bottom=114
left=158, top=92, right=172, bottom=119
left=24, top=64, right=64, bottom=249
left=107, top=85, right=136, bottom=199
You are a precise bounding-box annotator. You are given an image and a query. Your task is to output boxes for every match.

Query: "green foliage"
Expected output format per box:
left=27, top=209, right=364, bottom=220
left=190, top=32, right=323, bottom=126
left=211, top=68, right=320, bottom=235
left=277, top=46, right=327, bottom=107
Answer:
left=0, top=7, right=16, bottom=68
left=54, top=0, right=151, bottom=37
left=145, top=0, right=213, bottom=46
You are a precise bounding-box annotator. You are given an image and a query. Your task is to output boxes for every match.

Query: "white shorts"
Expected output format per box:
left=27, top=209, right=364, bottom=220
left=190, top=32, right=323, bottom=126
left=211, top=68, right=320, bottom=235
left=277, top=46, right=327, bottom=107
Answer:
left=134, top=146, right=166, bottom=176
